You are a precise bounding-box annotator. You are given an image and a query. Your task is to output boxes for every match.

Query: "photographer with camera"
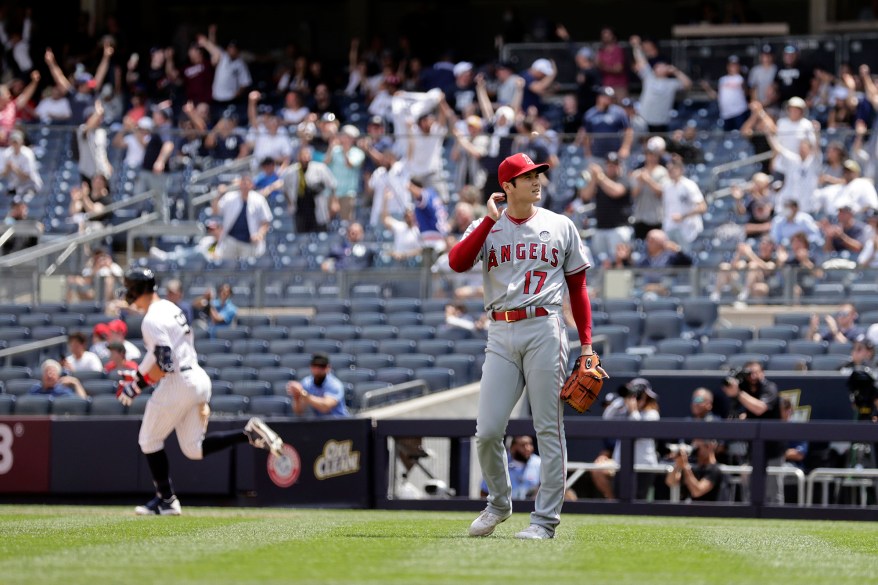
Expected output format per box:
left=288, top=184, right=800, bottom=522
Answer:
left=721, top=360, right=784, bottom=503
left=840, top=334, right=876, bottom=375
left=591, top=378, right=660, bottom=500
left=665, top=439, right=723, bottom=502
left=846, top=365, right=878, bottom=423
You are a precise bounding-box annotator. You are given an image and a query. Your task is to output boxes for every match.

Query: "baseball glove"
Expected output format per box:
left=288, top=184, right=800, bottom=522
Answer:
left=560, top=354, right=609, bottom=413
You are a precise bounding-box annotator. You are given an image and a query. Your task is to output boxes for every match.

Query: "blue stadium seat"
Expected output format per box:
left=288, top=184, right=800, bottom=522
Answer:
left=641, top=311, right=684, bottom=345
left=641, top=354, right=685, bottom=371
left=374, top=367, right=415, bottom=385
left=350, top=312, right=386, bottom=327
left=242, top=353, right=281, bottom=369
left=248, top=395, right=292, bottom=416
left=89, top=395, right=125, bottom=416
left=322, top=325, right=361, bottom=341
left=237, top=315, right=272, bottom=328
left=84, top=379, right=118, bottom=396
left=0, top=394, right=14, bottom=414
left=341, top=339, right=379, bottom=355
left=710, top=326, right=754, bottom=341
left=355, top=353, right=395, bottom=370
left=350, top=298, right=385, bottom=313
left=607, top=312, right=645, bottom=347
left=397, top=325, right=435, bottom=340
left=348, top=381, right=393, bottom=410
left=211, top=381, right=234, bottom=395
left=312, top=312, right=350, bottom=327
left=656, top=338, right=700, bottom=355
left=4, top=379, right=37, bottom=395
left=787, top=340, right=828, bottom=356
left=810, top=354, right=849, bottom=371
left=599, top=353, right=642, bottom=374
left=210, top=394, right=249, bottom=416
left=827, top=341, right=852, bottom=355
left=334, top=368, right=376, bottom=385
left=303, top=339, right=343, bottom=355
left=259, top=367, right=297, bottom=384
left=757, top=325, right=800, bottom=342
left=386, top=312, right=423, bottom=327
left=435, top=354, right=476, bottom=384
left=767, top=354, right=812, bottom=371
left=232, top=339, right=270, bottom=354
left=205, top=354, right=244, bottom=369
left=743, top=339, right=788, bottom=355
left=52, top=396, right=90, bottom=415
left=384, top=298, right=422, bottom=313
left=417, top=339, right=456, bottom=355
left=219, top=367, right=258, bottom=381
left=216, top=327, right=251, bottom=341
left=702, top=338, right=743, bottom=355
left=327, top=353, right=356, bottom=369
left=394, top=353, right=436, bottom=370
left=233, top=380, right=272, bottom=398
left=269, top=339, right=305, bottom=355
left=274, top=315, right=310, bottom=328
left=0, top=366, right=33, bottom=381
left=683, top=354, right=727, bottom=370
left=414, top=367, right=455, bottom=392
left=726, top=353, right=770, bottom=371
left=773, top=313, right=813, bottom=329
left=379, top=339, right=417, bottom=355
left=14, top=394, right=52, bottom=414
left=359, top=325, right=399, bottom=341
left=251, top=326, right=289, bottom=340
left=682, top=297, right=719, bottom=335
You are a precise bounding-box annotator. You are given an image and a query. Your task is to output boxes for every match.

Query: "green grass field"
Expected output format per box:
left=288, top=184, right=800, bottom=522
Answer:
left=2, top=506, right=877, bottom=585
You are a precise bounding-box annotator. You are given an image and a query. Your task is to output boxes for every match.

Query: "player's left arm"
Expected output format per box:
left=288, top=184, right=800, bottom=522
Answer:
left=562, top=219, right=594, bottom=355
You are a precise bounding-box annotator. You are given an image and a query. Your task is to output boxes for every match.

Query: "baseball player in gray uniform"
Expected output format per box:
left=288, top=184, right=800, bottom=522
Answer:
left=117, top=267, right=284, bottom=515
left=449, top=153, right=598, bottom=539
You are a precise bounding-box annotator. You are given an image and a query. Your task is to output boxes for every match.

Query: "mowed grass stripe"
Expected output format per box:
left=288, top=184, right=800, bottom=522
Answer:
left=2, top=507, right=878, bottom=585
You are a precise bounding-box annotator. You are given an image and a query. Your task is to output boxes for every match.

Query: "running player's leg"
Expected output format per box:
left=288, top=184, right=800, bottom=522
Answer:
left=521, top=313, right=569, bottom=532
left=138, top=388, right=187, bottom=501
left=476, top=327, right=526, bottom=516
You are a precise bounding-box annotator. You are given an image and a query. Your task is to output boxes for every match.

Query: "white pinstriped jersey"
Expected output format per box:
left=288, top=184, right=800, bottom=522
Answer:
left=462, top=208, right=590, bottom=312
left=137, top=299, right=199, bottom=376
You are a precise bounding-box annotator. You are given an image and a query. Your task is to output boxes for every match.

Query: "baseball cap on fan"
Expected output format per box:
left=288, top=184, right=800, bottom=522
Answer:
left=497, top=153, right=549, bottom=185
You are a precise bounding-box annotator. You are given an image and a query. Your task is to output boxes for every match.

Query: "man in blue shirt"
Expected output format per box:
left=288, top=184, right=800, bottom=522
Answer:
left=286, top=352, right=349, bottom=418
left=195, top=283, right=238, bottom=338
left=480, top=436, right=541, bottom=499
left=29, top=359, right=87, bottom=398
left=578, top=87, right=633, bottom=161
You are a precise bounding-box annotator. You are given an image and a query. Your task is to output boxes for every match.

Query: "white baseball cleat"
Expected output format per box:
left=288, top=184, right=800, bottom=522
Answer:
left=135, top=495, right=182, bottom=516
left=514, top=524, right=554, bottom=540
left=468, top=508, right=512, bottom=537
left=244, top=417, right=284, bottom=457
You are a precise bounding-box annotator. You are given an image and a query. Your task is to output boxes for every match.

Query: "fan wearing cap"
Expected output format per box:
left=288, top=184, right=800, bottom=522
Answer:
left=630, top=35, right=692, bottom=133
left=769, top=198, right=822, bottom=247
left=0, top=128, right=42, bottom=195
left=246, top=91, right=292, bottom=166
left=286, top=353, right=348, bottom=418
left=325, top=124, right=366, bottom=222
left=451, top=61, right=476, bottom=115
left=591, top=377, right=660, bottom=500
left=577, top=85, right=633, bottom=160
left=759, top=95, right=815, bottom=155
left=820, top=204, right=870, bottom=254
left=775, top=44, right=813, bottom=103
left=198, top=29, right=252, bottom=118
left=450, top=153, right=595, bottom=540
left=112, top=115, right=153, bottom=170
left=700, top=55, right=749, bottom=131
left=202, top=109, right=246, bottom=160
left=103, top=340, right=138, bottom=374
left=834, top=159, right=878, bottom=214
left=749, top=45, right=778, bottom=105
left=554, top=24, right=600, bottom=117
left=520, top=58, right=557, bottom=114
left=857, top=209, right=878, bottom=268
left=840, top=334, right=877, bottom=373
left=765, top=118, right=821, bottom=214
left=107, top=318, right=143, bottom=361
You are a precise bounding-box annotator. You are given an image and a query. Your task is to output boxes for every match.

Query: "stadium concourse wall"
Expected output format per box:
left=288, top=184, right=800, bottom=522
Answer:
left=0, top=373, right=875, bottom=520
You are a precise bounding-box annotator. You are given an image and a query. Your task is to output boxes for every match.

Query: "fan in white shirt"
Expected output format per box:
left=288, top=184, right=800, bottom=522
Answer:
left=63, top=331, right=104, bottom=373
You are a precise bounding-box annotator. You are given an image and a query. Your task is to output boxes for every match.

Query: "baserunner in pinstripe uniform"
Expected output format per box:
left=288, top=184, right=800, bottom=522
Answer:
left=117, top=267, right=283, bottom=515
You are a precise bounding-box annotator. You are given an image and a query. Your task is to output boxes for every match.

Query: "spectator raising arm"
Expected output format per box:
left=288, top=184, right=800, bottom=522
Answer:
left=44, top=48, right=72, bottom=94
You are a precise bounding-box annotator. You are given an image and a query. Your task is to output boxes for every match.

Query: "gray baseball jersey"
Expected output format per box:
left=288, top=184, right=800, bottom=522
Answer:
left=461, top=208, right=591, bottom=311
left=137, top=299, right=212, bottom=460
left=462, top=207, right=589, bottom=535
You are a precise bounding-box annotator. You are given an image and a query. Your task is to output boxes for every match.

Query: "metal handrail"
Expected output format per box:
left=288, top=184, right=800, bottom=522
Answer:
left=805, top=467, right=878, bottom=507
left=0, top=212, right=158, bottom=268
left=0, top=335, right=67, bottom=364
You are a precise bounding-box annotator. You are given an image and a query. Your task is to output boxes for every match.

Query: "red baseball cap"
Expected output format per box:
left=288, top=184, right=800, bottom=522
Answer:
left=498, top=153, right=549, bottom=185
left=93, top=323, right=110, bottom=339
left=108, top=319, right=128, bottom=336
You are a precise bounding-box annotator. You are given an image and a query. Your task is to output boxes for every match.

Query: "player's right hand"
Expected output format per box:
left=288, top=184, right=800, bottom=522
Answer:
left=486, top=192, right=505, bottom=221
left=116, top=372, right=143, bottom=407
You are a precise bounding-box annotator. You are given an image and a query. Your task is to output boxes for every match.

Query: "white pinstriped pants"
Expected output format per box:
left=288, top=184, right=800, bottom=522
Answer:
left=138, top=367, right=212, bottom=460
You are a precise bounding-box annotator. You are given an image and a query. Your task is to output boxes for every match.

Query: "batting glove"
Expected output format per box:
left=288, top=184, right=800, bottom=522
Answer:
left=116, top=370, right=152, bottom=407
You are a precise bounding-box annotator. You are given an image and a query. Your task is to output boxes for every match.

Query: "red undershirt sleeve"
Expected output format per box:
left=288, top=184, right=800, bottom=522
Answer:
left=565, top=269, right=592, bottom=346
left=448, top=216, right=496, bottom=272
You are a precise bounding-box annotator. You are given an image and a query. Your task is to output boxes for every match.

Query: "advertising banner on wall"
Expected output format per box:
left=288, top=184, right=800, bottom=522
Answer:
left=0, top=417, right=51, bottom=493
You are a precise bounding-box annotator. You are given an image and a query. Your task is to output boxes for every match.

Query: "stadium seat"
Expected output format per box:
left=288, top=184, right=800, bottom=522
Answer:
left=702, top=338, right=743, bottom=355
left=607, top=312, right=645, bottom=347
left=350, top=312, right=386, bottom=327
left=251, top=326, right=289, bottom=340
left=32, top=325, right=67, bottom=339
left=422, top=311, right=448, bottom=327
left=682, top=297, right=719, bottom=335
left=397, top=325, right=435, bottom=340
left=599, top=353, right=642, bottom=374
left=656, top=338, right=700, bottom=355
left=356, top=353, right=394, bottom=370
left=259, top=367, right=297, bottom=384
left=205, top=354, right=244, bottom=369
left=52, top=313, right=86, bottom=330
left=434, top=327, right=474, bottom=341
left=303, top=339, right=342, bottom=355
left=420, top=299, right=450, bottom=314
left=312, top=312, right=350, bottom=327
left=592, top=325, right=630, bottom=354
left=641, top=311, right=684, bottom=345
left=233, top=380, right=272, bottom=397
left=603, top=299, right=639, bottom=313
left=787, top=340, right=828, bottom=356
left=0, top=366, right=33, bottom=381
left=384, top=298, right=422, bottom=313
left=454, top=339, right=487, bottom=356
left=281, top=353, right=317, bottom=370
left=683, top=354, right=727, bottom=370
left=394, top=353, right=436, bottom=370
left=243, top=353, right=280, bottom=369
left=743, top=339, right=788, bottom=356
left=374, top=367, right=415, bottom=385
left=711, top=326, right=755, bottom=341
left=327, top=353, right=356, bottom=369
left=269, top=339, right=305, bottom=355
left=386, top=312, right=423, bottom=327
left=341, top=339, right=379, bottom=355
left=248, top=395, right=292, bottom=416
left=359, top=325, right=399, bottom=341
left=14, top=394, right=52, bottom=414
left=198, top=339, right=232, bottom=355
left=74, top=370, right=106, bottom=382
left=311, top=299, right=350, bottom=314
left=0, top=327, right=30, bottom=340
left=232, top=339, right=270, bottom=355
left=810, top=354, right=850, bottom=371
left=127, top=394, right=150, bottom=415
left=348, top=381, right=392, bottom=410
left=726, top=353, right=770, bottom=371
left=4, top=379, right=37, bottom=395
left=827, top=342, right=853, bottom=355
left=237, top=315, right=272, bottom=328
left=274, top=315, right=310, bottom=328
left=641, top=354, right=685, bottom=371
left=350, top=298, right=385, bottom=313
left=219, top=367, right=258, bottom=382
left=52, top=396, right=90, bottom=416
left=334, top=368, right=376, bottom=385
left=67, top=301, right=102, bottom=315
left=434, top=354, right=476, bottom=384
left=322, top=325, right=361, bottom=341
left=84, top=379, right=118, bottom=396
left=0, top=394, right=14, bottom=414
left=215, top=327, right=252, bottom=341
left=773, top=313, right=813, bottom=329
left=767, top=354, right=812, bottom=371
left=210, top=394, right=249, bottom=416
left=853, top=295, right=878, bottom=315
left=757, top=325, right=800, bottom=342
left=88, top=394, right=125, bottom=415
left=211, top=380, right=234, bottom=395
left=17, top=312, right=51, bottom=328
left=379, top=338, right=418, bottom=356
left=417, top=339, right=455, bottom=355
left=414, top=367, right=455, bottom=392
left=642, top=298, right=681, bottom=313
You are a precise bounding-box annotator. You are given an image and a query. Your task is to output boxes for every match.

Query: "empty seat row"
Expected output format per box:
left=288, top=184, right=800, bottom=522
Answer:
left=599, top=352, right=850, bottom=373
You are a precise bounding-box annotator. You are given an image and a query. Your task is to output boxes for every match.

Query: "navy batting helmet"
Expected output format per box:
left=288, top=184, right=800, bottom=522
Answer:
left=123, top=267, right=156, bottom=304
